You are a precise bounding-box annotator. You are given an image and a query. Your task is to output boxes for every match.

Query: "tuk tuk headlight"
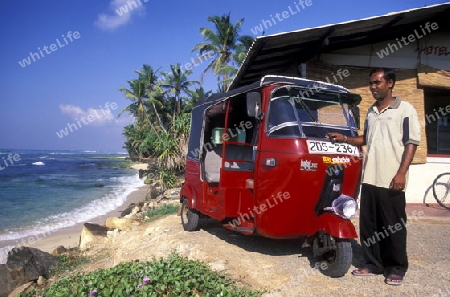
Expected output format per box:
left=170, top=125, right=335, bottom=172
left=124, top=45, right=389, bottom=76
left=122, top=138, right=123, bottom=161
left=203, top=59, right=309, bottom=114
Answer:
left=324, top=194, right=358, bottom=219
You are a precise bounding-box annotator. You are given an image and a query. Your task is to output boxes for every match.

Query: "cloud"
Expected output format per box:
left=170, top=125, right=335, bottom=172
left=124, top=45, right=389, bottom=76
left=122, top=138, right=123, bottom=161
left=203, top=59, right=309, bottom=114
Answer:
left=59, top=103, right=132, bottom=126
left=95, top=0, right=146, bottom=30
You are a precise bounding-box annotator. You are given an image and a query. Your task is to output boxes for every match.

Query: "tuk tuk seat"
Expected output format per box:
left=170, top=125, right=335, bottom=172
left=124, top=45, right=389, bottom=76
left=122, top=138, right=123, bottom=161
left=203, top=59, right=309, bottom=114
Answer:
left=204, top=145, right=222, bottom=183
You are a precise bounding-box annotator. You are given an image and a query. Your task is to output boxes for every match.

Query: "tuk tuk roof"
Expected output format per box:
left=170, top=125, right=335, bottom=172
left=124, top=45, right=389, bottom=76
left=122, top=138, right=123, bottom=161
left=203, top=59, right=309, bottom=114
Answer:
left=196, top=75, right=360, bottom=108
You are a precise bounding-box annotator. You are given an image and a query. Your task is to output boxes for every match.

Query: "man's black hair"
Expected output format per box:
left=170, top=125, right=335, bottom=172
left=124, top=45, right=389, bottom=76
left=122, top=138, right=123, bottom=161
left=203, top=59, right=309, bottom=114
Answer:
left=370, top=67, right=396, bottom=89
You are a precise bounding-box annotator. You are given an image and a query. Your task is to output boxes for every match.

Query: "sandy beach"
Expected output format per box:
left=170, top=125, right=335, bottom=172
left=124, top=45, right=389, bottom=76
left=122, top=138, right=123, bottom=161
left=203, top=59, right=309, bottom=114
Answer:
left=129, top=163, right=149, bottom=171
left=1, top=163, right=150, bottom=257
left=26, top=185, right=149, bottom=254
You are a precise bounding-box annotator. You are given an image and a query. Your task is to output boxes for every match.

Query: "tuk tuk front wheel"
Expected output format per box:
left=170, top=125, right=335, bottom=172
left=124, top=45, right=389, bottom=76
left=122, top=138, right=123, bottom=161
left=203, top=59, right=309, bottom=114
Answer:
left=181, top=199, right=200, bottom=231
left=316, top=240, right=352, bottom=277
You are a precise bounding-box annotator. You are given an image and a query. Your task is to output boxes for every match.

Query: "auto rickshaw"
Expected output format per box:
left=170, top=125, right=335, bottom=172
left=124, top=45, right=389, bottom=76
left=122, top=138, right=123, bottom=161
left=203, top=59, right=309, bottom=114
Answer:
left=180, top=75, right=362, bottom=277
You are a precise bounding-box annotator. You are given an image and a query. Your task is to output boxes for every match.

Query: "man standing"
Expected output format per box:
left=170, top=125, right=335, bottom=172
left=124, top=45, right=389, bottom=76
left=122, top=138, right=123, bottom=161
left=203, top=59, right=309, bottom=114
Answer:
left=328, top=68, right=420, bottom=285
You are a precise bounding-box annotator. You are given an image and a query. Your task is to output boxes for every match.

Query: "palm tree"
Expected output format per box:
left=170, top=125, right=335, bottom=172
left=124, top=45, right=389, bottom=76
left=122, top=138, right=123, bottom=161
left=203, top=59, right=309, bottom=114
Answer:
left=234, top=35, right=254, bottom=64
left=160, top=63, right=199, bottom=122
left=192, top=13, right=254, bottom=90
left=185, top=87, right=212, bottom=112
left=122, top=124, right=151, bottom=158
left=118, top=79, right=145, bottom=121
left=122, top=124, right=140, bottom=158
left=135, top=65, right=168, bottom=132
left=118, top=79, right=158, bottom=134
left=148, top=85, right=171, bottom=129
left=218, top=35, right=254, bottom=88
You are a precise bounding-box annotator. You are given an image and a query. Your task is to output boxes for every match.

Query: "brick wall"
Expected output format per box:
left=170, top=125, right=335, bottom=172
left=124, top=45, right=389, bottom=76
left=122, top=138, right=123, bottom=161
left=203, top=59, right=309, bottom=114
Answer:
left=305, top=60, right=427, bottom=163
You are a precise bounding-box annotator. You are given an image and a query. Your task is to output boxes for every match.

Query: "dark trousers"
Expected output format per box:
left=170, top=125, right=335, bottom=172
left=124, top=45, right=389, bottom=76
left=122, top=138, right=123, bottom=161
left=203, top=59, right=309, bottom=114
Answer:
left=359, top=183, right=408, bottom=276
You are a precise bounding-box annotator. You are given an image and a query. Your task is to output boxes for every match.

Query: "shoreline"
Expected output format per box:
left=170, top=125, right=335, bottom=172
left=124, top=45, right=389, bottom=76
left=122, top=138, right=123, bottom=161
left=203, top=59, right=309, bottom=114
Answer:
left=26, top=185, right=149, bottom=254
left=0, top=163, right=150, bottom=260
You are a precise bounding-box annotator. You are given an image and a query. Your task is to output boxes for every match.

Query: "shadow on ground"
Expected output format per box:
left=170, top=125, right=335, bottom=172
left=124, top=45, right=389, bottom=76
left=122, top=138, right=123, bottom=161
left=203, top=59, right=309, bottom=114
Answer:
left=197, top=217, right=366, bottom=272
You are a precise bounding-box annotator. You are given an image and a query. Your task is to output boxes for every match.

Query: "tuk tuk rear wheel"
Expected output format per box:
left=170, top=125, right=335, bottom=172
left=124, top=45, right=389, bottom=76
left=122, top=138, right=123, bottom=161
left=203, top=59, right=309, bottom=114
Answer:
left=181, top=199, right=200, bottom=231
left=316, top=240, right=352, bottom=277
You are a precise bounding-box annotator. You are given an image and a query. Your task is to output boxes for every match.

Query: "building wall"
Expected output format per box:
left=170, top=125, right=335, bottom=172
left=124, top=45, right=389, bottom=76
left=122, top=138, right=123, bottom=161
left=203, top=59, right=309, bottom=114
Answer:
left=319, top=32, right=450, bottom=71
left=305, top=60, right=427, bottom=163
left=407, top=161, right=449, bottom=203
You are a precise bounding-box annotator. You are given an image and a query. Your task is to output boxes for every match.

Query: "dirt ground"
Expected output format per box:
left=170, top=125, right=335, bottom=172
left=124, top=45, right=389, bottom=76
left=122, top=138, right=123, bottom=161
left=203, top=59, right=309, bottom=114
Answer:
left=79, top=207, right=450, bottom=297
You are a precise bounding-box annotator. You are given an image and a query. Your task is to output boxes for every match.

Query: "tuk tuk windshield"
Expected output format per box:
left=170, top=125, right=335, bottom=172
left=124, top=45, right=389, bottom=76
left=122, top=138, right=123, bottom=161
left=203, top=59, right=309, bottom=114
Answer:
left=267, top=87, right=356, bottom=138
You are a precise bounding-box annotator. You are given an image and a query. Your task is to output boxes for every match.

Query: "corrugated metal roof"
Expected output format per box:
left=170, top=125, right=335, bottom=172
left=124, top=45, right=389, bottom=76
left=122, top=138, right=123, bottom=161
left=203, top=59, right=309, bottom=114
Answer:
left=229, top=3, right=450, bottom=90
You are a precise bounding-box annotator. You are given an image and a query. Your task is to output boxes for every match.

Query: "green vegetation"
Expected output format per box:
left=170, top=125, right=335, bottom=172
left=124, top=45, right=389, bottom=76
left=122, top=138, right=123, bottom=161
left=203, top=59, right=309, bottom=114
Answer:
left=118, top=14, right=253, bottom=188
left=144, top=204, right=179, bottom=223
left=20, top=253, right=262, bottom=297
left=192, top=13, right=254, bottom=91
left=19, top=199, right=258, bottom=296
left=48, top=254, right=90, bottom=278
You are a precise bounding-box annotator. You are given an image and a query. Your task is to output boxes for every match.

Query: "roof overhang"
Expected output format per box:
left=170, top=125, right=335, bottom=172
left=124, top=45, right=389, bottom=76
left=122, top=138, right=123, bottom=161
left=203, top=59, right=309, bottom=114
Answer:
left=229, top=3, right=450, bottom=90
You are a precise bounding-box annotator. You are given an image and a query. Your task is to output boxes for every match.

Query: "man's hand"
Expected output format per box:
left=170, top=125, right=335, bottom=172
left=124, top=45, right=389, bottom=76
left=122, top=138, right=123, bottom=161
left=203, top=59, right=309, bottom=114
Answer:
left=390, top=172, right=406, bottom=191
left=326, top=133, right=365, bottom=147
left=390, top=143, right=417, bottom=191
left=326, top=133, right=345, bottom=143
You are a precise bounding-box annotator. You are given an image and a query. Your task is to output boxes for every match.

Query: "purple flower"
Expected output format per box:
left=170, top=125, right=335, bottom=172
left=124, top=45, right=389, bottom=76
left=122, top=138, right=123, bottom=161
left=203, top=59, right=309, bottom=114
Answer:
left=90, top=289, right=98, bottom=296
left=137, top=283, right=143, bottom=288
left=143, top=276, right=150, bottom=285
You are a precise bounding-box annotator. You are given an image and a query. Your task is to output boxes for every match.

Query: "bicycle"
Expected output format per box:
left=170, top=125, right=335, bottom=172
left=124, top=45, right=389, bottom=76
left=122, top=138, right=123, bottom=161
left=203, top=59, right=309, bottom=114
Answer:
left=432, top=172, right=450, bottom=210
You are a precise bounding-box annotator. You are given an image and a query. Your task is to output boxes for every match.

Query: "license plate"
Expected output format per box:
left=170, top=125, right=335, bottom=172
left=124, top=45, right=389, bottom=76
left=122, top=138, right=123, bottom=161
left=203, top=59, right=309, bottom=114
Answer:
left=306, top=140, right=359, bottom=156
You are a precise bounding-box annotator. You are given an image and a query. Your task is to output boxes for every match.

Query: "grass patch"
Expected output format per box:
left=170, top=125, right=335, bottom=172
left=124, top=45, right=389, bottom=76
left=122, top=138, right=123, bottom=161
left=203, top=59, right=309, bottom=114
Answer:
left=48, top=254, right=90, bottom=277
left=20, top=253, right=263, bottom=297
left=144, top=204, right=179, bottom=223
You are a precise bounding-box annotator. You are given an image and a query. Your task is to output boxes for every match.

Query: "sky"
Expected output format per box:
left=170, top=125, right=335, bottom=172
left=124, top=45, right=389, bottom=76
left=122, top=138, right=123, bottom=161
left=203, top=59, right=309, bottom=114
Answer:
left=0, top=0, right=447, bottom=153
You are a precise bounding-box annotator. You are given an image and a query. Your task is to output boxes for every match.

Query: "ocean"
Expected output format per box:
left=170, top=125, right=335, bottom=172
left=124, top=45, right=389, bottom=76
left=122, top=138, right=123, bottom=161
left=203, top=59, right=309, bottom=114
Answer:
left=0, top=149, right=144, bottom=263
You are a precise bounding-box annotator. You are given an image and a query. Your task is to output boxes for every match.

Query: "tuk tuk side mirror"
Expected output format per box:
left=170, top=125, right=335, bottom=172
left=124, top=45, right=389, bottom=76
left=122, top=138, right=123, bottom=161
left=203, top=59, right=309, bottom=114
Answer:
left=246, top=92, right=262, bottom=119
left=350, top=106, right=360, bottom=130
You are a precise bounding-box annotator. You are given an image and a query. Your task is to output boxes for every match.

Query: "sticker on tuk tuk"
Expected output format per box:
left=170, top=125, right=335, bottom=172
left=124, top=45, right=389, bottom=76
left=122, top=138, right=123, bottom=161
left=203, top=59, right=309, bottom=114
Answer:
left=306, top=140, right=359, bottom=156
left=322, top=156, right=351, bottom=164
left=300, top=159, right=318, bottom=171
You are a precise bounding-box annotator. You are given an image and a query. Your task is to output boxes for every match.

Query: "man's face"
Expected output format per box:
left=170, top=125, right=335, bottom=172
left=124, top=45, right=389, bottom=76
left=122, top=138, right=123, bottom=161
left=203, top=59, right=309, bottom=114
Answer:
left=369, top=71, right=393, bottom=101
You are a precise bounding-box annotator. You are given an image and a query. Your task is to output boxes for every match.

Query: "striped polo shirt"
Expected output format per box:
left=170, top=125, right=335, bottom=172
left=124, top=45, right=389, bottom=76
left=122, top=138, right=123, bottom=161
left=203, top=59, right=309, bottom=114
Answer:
left=362, top=97, right=421, bottom=189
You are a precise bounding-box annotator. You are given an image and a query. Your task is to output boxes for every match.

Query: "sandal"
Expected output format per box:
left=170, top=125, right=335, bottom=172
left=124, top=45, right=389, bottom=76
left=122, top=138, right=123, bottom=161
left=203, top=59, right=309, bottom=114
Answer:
left=385, top=274, right=403, bottom=286
left=351, top=268, right=377, bottom=276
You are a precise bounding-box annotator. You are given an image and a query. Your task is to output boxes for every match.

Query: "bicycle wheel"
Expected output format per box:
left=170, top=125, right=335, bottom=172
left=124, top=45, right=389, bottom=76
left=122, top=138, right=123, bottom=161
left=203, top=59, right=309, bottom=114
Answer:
left=432, top=172, right=450, bottom=210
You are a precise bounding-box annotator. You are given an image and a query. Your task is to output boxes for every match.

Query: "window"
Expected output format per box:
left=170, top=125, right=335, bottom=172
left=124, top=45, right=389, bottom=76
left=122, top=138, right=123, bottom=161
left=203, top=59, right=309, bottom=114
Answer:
left=267, top=86, right=357, bottom=139
left=424, top=88, right=450, bottom=155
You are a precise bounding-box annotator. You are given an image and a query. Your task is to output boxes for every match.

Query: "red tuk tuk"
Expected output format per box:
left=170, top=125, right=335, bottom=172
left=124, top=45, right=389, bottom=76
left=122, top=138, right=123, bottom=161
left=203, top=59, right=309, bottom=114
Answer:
left=180, top=75, right=362, bottom=277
